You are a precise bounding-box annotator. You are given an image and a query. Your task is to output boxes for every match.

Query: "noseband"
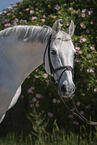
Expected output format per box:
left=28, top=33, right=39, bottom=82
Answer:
left=43, top=35, right=73, bottom=85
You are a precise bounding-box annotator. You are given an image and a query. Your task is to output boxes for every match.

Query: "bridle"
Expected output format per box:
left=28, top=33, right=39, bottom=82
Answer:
left=43, top=34, right=97, bottom=126
left=43, top=34, right=73, bottom=86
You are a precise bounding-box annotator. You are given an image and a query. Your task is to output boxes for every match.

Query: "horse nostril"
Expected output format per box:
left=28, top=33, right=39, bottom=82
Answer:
left=61, top=85, right=66, bottom=93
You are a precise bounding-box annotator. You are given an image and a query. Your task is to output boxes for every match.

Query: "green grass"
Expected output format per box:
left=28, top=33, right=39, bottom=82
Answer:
left=0, top=133, right=17, bottom=145
left=0, top=127, right=97, bottom=145
left=0, top=133, right=95, bottom=145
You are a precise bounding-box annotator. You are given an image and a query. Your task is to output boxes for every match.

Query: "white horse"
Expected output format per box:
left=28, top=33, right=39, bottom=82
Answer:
left=0, top=20, right=75, bottom=123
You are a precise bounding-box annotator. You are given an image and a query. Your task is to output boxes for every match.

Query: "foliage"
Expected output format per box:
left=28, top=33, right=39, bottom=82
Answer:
left=0, top=0, right=97, bottom=142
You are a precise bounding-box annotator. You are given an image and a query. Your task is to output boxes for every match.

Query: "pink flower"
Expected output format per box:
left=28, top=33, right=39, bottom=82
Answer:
left=14, top=18, right=19, bottom=22
left=36, top=103, right=39, bottom=108
left=82, top=9, right=86, bottom=13
left=28, top=87, right=35, bottom=93
left=76, top=102, right=81, bottom=106
left=82, top=13, right=85, bottom=17
left=30, top=10, right=34, bottom=14
left=7, top=6, right=12, bottom=9
left=3, top=11, right=7, bottom=13
left=43, top=15, right=46, bottom=18
left=68, top=114, right=73, bottom=118
left=87, top=68, right=94, bottom=73
left=26, top=8, right=30, bottom=11
left=90, top=21, right=93, bottom=24
left=4, top=19, right=9, bottom=22
left=44, top=73, right=48, bottom=78
left=36, top=101, right=39, bottom=108
left=46, top=80, right=49, bottom=84
left=75, top=58, right=81, bottom=62
left=53, top=16, right=57, bottom=18
left=69, top=7, right=73, bottom=10
left=55, top=4, right=60, bottom=10
left=86, top=29, right=90, bottom=34
left=32, top=16, right=37, bottom=20
left=13, top=18, right=19, bottom=25
left=14, top=4, right=18, bottom=7
left=33, top=79, right=35, bottom=82
left=79, top=38, right=86, bottom=43
left=4, top=23, right=11, bottom=27
left=24, top=20, right=27, bottom=24
left=90, top=46, right=95, bottom=50
left=48, top=112, right=53, bottom=118
left=78, top=51, right=83, bottom=54
left=36, top=94, right=41, bottom=99
left=73, top=121, right=79, bottom=125
left=57, top=99, right=60, bottom=103
left=7, top=13, right=11, bottom=16
left=13, top=22, right=17, bottom=25
left=82, top=38, right=86, bottom=42
left=75, top=47, right=80, bottom=51
left=34, top=74, right=39, bottom=78
left=53, top=98, right=57, bottom=103
left=88, top=11, right=93, bottom=15
left=80, top=23, right=86, bottom=29
left=41, top=19, right=45, bottom=22
left=94, top=88, right=97, bottom=92
left=32, top=97, right=36, bottom=102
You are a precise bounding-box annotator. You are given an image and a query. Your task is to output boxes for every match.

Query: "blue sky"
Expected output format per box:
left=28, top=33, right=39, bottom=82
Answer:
left=0, top=0, right=22, bottom=12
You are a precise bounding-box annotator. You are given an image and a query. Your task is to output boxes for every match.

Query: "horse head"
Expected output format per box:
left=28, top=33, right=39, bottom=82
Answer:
left=44, top=20, right=76, bottom=98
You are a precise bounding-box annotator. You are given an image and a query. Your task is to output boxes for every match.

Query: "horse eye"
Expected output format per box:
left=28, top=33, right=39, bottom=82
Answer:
left=51, top=50, right=57, bottom=55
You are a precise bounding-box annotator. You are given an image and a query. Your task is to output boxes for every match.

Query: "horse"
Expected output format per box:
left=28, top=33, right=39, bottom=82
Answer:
left=0, top=19, right=75, bottom=123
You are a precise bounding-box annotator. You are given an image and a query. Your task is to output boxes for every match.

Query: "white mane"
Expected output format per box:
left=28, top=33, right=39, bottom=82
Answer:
left=0, top=25, right=52, bottom=43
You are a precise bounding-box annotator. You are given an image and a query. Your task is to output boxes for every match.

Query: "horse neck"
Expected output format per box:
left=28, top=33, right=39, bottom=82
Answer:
left=16, top=40, right=47, bottom=84
left=2, top=35, right=47, bottom=86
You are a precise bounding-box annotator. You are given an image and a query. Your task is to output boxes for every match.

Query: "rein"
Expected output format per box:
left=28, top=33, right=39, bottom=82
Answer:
left=43, top=35, right=97, bottom=126
left=60, top=96, right=97, bottom=126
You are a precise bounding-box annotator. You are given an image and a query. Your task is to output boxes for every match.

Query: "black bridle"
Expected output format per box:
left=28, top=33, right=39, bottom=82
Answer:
left=43, top=35, right=73, bottom=85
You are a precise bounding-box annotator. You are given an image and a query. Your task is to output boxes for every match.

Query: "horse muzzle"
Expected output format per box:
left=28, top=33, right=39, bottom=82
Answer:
left=58, top=83, right=75, bottom=98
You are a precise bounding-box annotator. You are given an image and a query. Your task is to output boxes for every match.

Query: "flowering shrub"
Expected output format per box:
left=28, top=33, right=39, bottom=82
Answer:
left=0, top=0, right=97, bottom=135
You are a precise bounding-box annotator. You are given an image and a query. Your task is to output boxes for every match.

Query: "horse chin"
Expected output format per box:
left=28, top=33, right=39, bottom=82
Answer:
left=62, top=94, right=74, bottom=99
left=58, top=91, right=74, bottom=99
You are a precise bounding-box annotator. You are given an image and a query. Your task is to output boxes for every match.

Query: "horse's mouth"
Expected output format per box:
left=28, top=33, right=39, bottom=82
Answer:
left=62, top=94, right=74, bottom=99
left=58, top=91, right=75, bottom=99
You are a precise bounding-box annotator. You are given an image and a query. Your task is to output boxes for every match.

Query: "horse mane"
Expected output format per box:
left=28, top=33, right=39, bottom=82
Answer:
left=0, top=25, right=52, bottom=43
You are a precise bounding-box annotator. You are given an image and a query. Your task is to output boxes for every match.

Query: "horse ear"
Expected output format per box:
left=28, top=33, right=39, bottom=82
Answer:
left=66, top=20, right=75, bottom=36
left=52, top=19, right=63, bottom=35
